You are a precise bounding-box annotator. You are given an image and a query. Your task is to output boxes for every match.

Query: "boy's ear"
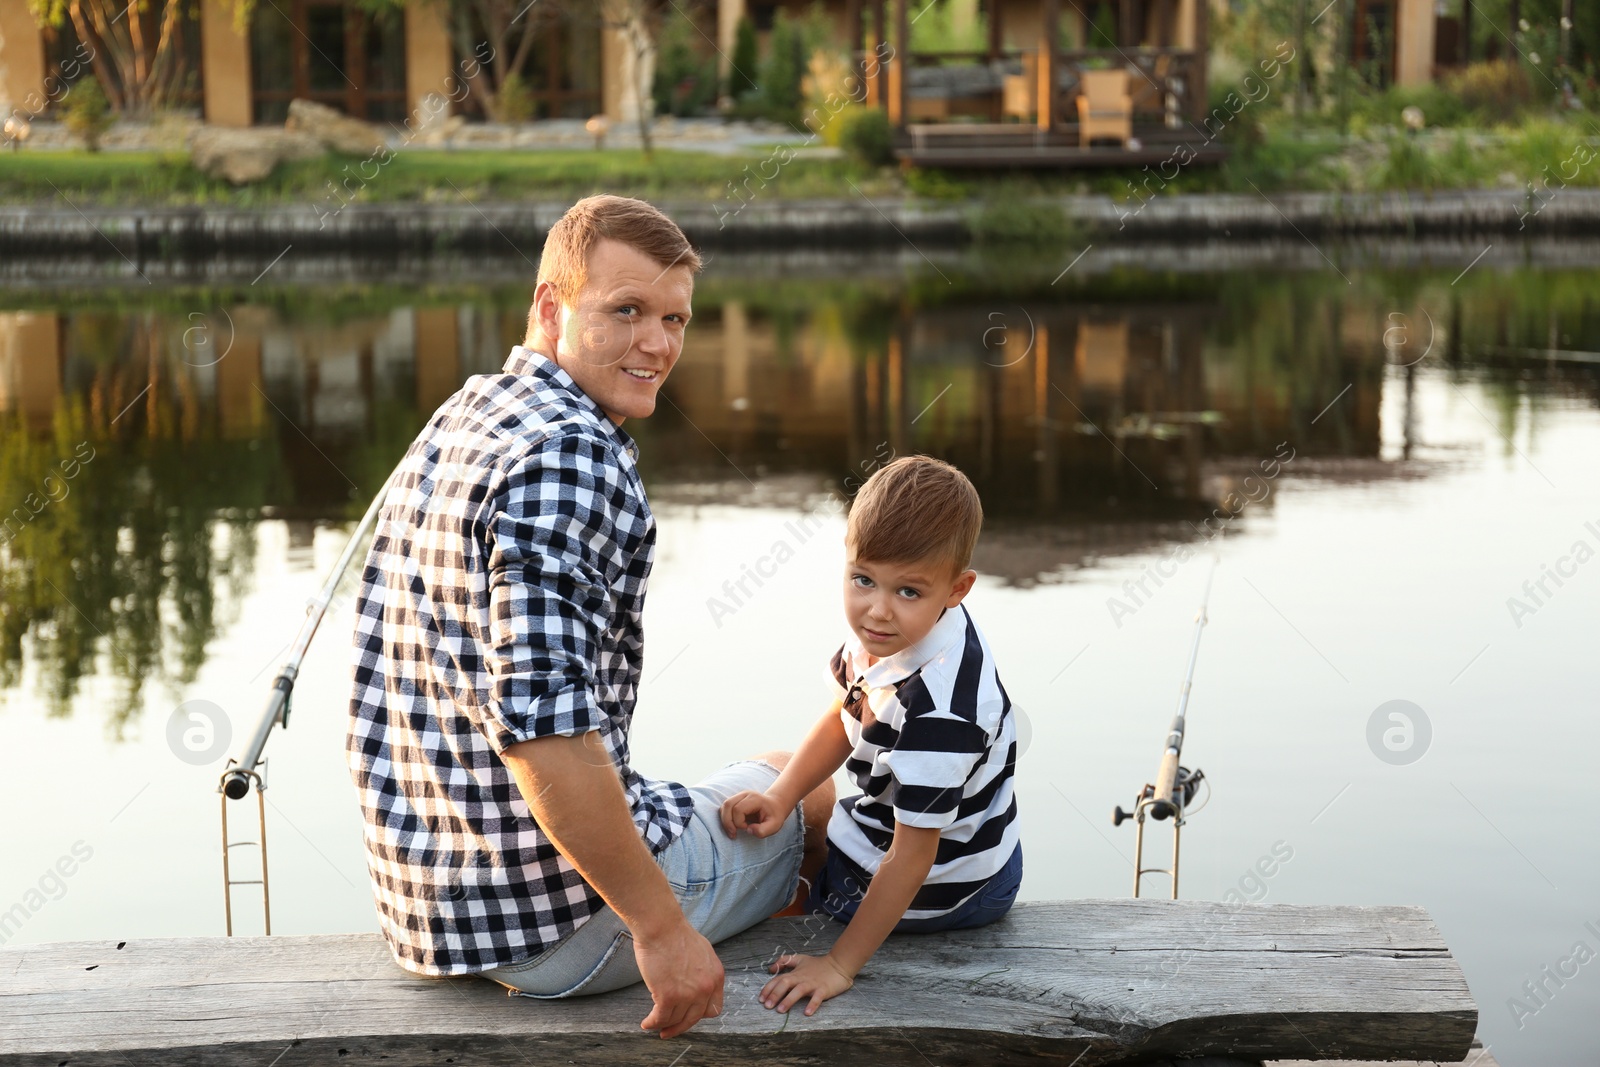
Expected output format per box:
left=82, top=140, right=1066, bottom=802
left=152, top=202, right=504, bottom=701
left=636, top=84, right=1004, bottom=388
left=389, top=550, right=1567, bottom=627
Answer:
left=945, top=568, right=977, bottom=607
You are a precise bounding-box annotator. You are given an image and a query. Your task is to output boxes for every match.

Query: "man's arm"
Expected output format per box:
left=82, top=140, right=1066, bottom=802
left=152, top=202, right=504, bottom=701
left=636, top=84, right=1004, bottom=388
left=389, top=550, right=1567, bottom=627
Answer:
left=502, top=732, right=722, bottom=1038
left=483, top=438, right=719, bottom=1038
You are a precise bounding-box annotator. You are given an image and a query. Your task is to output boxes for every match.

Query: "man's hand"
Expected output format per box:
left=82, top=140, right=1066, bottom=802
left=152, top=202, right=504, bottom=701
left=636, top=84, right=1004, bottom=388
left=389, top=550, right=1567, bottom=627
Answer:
left=504, top=734, right=721, bottom=1037
left=636, top=918, right=725, bottom=1038
left=720, top=790, right=791, bottom=839
left=759, top=952, right=855, bottom=1016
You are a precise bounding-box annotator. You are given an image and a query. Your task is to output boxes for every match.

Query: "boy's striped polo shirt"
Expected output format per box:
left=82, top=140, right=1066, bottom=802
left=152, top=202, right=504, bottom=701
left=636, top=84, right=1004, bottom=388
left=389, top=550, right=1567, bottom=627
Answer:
left=825, top=602, right=1020, bottom=920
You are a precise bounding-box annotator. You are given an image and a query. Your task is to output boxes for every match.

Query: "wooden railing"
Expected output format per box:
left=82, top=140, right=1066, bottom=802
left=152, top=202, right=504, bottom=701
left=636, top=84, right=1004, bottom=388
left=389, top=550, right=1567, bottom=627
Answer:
left=862, top=47, right=1206, bottom=130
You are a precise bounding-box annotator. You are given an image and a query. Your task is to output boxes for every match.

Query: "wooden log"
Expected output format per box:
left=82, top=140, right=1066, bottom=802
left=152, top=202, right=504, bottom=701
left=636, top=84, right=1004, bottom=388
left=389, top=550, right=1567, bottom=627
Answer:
left=0, top=899, right=1477, bottom=1066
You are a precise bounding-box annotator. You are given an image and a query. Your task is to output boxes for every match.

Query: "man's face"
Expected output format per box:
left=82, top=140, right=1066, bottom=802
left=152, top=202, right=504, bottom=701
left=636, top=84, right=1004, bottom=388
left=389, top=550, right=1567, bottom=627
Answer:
left=543, top=238, right=694, bottom=424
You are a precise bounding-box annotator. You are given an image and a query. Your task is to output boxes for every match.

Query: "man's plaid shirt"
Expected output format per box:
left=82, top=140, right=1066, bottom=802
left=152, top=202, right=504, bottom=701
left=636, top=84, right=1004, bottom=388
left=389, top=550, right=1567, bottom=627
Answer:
left=346, top=345, right=693, bottom=976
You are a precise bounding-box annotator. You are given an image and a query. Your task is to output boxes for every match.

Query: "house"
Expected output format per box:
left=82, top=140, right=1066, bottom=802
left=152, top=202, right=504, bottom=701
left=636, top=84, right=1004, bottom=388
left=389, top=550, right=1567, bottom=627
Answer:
left=1352, top=0, right=1464, bottom=87
left=0, top=0, right=638, bottom=128
left=0, top=0, right=1461, bottom=142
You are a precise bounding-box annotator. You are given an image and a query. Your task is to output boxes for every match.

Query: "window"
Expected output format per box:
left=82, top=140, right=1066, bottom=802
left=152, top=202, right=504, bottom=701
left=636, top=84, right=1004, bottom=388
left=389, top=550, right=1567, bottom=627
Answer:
left=250, top=0, right=408, bottom=124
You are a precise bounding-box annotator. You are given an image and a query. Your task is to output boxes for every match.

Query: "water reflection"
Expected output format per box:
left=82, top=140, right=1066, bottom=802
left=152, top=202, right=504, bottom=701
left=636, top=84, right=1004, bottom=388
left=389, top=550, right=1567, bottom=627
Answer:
left=2, top=258, right=1597, bottom=724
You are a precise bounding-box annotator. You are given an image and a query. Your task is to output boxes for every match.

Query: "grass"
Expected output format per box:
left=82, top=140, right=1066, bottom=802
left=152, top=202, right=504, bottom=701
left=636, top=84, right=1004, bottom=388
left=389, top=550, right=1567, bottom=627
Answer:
left=0, top=147, right=893, bottom=207
left=2, top=115, right=1598, bottom=213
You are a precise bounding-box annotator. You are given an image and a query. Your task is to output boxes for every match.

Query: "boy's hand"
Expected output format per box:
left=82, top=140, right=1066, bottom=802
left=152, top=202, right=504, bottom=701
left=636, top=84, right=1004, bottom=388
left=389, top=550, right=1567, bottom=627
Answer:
left=719, top=790, right=789, bottom=839
left=760, top=953, right=855, bottom=1016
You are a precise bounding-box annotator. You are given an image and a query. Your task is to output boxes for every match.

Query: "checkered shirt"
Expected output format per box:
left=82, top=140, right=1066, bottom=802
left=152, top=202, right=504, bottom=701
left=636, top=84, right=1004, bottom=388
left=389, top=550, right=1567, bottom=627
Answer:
left=346, top=345, right=693, bottom=976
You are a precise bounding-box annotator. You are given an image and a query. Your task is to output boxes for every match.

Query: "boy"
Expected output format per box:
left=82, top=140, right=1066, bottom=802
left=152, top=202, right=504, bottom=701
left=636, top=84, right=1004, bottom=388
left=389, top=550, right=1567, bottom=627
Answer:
left=720, top=455, right=1022, bottom=1017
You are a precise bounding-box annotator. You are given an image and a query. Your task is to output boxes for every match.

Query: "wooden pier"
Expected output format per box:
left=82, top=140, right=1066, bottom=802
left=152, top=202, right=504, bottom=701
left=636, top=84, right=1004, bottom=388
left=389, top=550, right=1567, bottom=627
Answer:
left=0, top=898, right=1478, bottom=1066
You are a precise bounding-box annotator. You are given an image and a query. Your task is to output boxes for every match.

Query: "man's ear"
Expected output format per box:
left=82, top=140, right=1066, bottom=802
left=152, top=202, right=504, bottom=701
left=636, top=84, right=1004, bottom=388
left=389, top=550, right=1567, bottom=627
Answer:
left=945, top=569, right=977, bottom=608
left=528, top=280, right=563, bottom=350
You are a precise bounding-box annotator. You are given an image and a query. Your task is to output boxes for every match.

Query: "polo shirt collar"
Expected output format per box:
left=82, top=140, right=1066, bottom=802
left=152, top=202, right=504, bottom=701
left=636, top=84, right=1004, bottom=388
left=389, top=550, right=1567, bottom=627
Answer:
left=504, top=344, right=638, bottom=455
left=846, top=602, right=970, bottom=689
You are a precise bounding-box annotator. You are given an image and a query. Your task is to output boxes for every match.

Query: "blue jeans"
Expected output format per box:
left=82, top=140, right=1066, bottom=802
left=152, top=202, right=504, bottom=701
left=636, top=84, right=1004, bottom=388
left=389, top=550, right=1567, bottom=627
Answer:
left=806, top=841, right=1023, bottom=933
left=478, top=759, right=805, bottom=998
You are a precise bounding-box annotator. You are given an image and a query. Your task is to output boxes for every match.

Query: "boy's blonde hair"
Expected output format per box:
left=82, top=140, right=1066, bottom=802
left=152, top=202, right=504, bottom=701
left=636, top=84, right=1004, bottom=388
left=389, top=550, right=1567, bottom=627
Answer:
left=847, top=455, right=983, bottom=574
left=535, top=195, right=701, bottom=306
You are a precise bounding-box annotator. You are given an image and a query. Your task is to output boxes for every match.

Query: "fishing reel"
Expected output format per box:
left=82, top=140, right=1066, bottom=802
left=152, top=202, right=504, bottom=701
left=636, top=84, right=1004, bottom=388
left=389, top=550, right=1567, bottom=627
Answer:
left=1113, top=764, right=1209, bottom=899
left=1113, top=765, right=1205, bottom=826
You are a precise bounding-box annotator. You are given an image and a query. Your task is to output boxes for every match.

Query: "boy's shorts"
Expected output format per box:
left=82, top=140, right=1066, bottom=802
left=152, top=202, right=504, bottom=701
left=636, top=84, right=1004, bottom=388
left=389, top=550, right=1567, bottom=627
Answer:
left=805, top=840, right=1023, bottom=934
left=478, top=758, right=804, bottom=998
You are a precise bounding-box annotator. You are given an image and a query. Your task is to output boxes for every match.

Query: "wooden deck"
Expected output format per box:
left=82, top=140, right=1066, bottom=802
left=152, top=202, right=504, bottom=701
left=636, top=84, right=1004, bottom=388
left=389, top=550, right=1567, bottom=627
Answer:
left=0, top=899, right=1478, bottom=1066
left=897, top=125, right=1229, bottom=168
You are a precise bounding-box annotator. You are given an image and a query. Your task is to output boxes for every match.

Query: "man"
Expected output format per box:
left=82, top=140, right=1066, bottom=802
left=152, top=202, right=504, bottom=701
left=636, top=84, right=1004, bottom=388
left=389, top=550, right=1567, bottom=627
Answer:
left=347, top=195, right=833, bottom=1039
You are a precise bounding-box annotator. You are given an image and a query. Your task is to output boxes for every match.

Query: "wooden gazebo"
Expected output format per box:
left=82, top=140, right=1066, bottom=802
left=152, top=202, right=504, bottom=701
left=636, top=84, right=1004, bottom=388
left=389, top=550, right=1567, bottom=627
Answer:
left=845, top=0, right=1226, bottom=168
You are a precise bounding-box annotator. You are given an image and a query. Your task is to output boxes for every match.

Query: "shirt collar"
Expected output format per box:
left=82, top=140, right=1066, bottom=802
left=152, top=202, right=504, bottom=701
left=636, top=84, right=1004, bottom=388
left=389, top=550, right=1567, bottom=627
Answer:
left=845, top=602, right=970, bottom=690
left=504, top=345, right=638, bottom=457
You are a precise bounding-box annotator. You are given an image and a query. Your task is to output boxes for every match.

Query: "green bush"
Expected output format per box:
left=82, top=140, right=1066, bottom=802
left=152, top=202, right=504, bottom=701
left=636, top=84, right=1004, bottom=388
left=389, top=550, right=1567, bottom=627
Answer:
left=1377, top=84, right=1471, bottom=129
left=969, top=200, right=1073, bottom=247
left=1374, top=134, right=1440, bottom=190
left=654, top=7, right=719, bottom=117
left=749, top=10, right=808, bottom=124
left=62, top=76, right=113, bottom=152
left=835, top=105, right=894, bottom=167
left=728, top=16, right=758, bottom=100
left=1443, top=61, right=1535, bottom=124
left=905, top=166, right=970, bottom=200
left=496, top=72, right=535, bottom=123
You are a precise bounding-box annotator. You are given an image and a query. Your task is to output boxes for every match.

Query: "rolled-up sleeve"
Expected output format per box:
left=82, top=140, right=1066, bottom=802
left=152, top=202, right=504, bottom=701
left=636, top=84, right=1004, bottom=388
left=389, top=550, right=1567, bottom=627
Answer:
left=479, top=432, right=635, bottom=753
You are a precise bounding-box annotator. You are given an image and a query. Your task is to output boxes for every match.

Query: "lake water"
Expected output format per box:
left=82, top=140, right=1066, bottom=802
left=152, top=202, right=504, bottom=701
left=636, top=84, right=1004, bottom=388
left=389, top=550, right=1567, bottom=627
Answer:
left=1, top=245, right=1597, bottom=1065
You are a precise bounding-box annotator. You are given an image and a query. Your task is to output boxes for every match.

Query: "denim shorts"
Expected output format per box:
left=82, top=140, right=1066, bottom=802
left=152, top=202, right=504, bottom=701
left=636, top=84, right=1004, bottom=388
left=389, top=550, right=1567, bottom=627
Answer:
left=478, top=759, right=805, bottom=998
left=806, top=841, right=1023, bottom=934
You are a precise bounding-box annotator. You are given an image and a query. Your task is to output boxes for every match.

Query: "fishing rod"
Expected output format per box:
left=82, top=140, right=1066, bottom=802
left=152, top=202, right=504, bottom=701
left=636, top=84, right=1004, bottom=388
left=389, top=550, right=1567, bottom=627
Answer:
left=1112, top=557, right=1217, bottom=899
left=216, top=464, right=400, bottom=934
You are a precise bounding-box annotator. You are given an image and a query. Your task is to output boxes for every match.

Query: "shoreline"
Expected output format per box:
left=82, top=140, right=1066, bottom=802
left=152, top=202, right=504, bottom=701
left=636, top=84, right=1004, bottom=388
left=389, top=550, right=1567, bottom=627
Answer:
left=5, top=235, right=1600, bottom=291
left=3, top=189, right=1600, bottom=257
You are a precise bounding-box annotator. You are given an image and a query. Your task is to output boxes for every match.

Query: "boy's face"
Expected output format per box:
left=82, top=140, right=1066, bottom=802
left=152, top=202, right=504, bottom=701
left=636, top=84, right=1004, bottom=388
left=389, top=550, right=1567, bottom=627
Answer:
left=843, top=545, right=977, bottom=661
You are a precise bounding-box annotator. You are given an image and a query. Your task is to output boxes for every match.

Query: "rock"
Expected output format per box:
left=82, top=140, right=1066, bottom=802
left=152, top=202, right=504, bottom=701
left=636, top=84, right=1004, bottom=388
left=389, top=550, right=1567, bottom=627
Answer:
left=404, top=96, right=466, bottom=146
left=285, top=98, right=388, bottom=155
left=400, top=94, right=464, bottom=146
left=188, top=126, right=324, bottom=185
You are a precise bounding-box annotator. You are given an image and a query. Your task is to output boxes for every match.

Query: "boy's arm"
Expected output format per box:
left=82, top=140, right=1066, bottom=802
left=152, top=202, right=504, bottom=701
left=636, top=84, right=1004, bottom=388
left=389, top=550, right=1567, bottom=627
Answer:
left=769, top=698, right=851, bottom=811
left=762, top=819, right=940, bottom=1015
left=825, top=820, right=940, bottom=974
left=721, top=699, right=851, bottom=838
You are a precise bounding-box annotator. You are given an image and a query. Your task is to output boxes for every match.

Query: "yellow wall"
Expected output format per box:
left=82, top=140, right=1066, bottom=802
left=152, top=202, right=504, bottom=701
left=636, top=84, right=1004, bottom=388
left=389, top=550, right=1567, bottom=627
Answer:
left=0, top=312, right=61, bottom=435
left=1395, top=0, right=1437, bottom=86
left=0, top=0, right=46, bottom=116
left=717, top=0, right=745, bottom=85
left=405, top=0, right=454, bottom=120
left=602, top=25, right=625, bottom=119
left=413, top=307, right=461, bottom=414
left=200, top=0, right=252, bottom=126
left=215, top=334, right=265, bottom=438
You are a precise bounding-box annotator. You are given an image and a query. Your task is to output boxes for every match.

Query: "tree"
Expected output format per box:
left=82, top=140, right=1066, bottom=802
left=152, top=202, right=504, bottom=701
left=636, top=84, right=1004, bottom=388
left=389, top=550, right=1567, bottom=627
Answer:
left=598, top=0, right=661, bottom=156
left=419, top=0, right=556, bottom=122
left=26, top=0, right=194, bottom=115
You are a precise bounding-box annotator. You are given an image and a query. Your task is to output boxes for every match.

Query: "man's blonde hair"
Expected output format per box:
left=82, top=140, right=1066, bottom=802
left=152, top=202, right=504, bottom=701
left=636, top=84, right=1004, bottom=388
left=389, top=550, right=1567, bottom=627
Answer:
left=535, top=195, right=701, bottom=306
left=847, top=455, right=983, bottom=574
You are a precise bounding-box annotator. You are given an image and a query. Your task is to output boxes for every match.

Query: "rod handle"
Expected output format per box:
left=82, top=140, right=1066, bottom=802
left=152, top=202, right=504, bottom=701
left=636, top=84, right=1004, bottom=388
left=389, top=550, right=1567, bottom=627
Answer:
left=1151, top=749, right=1181, bottom=819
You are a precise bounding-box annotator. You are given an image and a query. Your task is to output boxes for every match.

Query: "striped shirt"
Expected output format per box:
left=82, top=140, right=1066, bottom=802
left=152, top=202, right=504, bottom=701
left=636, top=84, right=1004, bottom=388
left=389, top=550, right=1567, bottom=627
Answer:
left=826, top=603, right=1019, bottom=920
left=346, top=346, right=693, bottom=977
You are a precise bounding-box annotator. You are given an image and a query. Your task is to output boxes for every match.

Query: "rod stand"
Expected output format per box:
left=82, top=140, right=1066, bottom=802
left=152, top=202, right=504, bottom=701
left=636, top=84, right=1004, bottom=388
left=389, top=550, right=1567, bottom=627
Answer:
left=1129, top=792, right=1184, bottom=899
left=218, top=763, right=271, bottom=936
